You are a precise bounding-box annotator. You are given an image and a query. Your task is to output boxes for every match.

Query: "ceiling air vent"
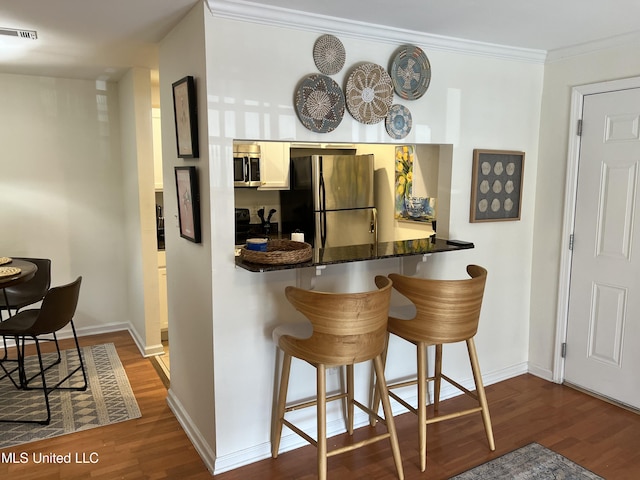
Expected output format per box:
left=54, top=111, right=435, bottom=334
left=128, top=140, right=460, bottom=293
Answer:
left=0, top=27, right=38, bottom=40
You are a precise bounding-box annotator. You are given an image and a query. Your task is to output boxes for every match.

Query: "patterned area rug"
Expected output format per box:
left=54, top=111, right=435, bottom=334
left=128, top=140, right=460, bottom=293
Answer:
left=450, top=442, right=603, bottom=479
left=0, top=343, right=141, bottom=449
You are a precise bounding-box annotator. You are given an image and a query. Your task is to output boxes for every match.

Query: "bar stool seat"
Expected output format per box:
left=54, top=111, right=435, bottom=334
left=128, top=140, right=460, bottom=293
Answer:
left=373, top=265, right=495, bottom=472
left=271, top=276, right=404, bottom=480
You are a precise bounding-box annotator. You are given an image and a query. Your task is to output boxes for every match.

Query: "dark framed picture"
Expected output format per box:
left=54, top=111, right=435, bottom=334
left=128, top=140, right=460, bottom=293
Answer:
left=172, top=76, right=199, bottom=158
left=175, top=166, right=201, bottom=243
left=470, top=149, right=525, bottom=223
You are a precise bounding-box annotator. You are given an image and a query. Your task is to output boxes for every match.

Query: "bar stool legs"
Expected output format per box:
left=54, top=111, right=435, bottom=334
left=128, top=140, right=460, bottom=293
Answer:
left=373, top=355, right=404, bottom=479
left=417, top=342, right=428, bottom=472
left=271, top=351, right=404, bottom=480
left=467, top=338, right=495, bottom=450
left=317, top=364, right=327, bottom=480
left=271, top=352, right=291, bottom=459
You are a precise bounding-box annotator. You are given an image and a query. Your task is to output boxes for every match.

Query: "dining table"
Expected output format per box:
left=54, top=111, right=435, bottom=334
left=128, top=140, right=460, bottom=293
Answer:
left=0, top=258, right=38, bottom=381
left=0, top=258, right=38, bottom=319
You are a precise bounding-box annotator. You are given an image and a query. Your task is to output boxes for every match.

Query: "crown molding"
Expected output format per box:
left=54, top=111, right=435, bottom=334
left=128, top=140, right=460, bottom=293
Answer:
left=546, top=30, right=640, bottom=63
left=206, top=0, right=547, bottom=64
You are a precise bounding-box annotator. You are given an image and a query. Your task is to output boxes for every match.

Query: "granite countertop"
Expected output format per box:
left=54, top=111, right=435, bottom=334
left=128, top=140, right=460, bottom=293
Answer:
left=235, top=237, right=474, bottom=273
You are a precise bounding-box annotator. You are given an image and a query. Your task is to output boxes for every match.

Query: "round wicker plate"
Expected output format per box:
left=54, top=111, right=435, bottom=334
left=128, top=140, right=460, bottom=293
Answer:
left=294, top=74, right=345, bottom=133
left=313, top=34, right=346, bottom=75
left=386, top=104, right=412, bottom=139
left=345, top=63, right=393, bottom=125
left=0, top=266, right=21, bottom=278
left=390, top=45, right=431, bottom=100
left=240, top=240, right=312, bottom=265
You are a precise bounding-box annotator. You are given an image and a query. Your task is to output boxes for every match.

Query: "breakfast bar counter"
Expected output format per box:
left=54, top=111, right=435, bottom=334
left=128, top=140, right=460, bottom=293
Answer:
left=235, top=237, right=474, bottom=273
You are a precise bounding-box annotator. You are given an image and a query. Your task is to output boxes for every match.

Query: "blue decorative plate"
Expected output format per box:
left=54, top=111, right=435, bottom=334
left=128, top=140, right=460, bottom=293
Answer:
left=385, top=104, right=412, bottom=139
left=390, top=45, right=431, bottom=100
left=294, top=74, right=345, bottom=133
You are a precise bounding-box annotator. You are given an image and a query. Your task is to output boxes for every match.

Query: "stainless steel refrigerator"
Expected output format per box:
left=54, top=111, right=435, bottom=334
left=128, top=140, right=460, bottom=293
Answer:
left=280, top=154, right=377, bottom=248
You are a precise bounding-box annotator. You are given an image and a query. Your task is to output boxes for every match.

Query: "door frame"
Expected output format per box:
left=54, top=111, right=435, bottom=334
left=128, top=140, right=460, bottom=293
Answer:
left=553, top=76, right=640, bottom=383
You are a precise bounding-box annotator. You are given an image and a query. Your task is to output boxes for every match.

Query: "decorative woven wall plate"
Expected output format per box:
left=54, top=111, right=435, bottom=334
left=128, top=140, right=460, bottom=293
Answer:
left=345, top=63, right=393, bottom=125
left=313, top=34, right=346, bottom=75
left=385, top=104, right=412, bottom=139
left=390, top=45, right=431, bottom=100
left=294, top=74, right=345, bottom=133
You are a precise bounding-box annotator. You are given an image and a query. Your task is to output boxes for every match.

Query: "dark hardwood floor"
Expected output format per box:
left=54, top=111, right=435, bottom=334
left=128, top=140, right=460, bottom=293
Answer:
left=1, top=331, right=639, bottom=479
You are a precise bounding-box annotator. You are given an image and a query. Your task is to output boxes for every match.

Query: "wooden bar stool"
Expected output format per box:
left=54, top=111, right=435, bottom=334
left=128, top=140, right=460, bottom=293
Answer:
left=271, top=276, right=404, bottom=480
left=372, top=265, right=494, bottom=472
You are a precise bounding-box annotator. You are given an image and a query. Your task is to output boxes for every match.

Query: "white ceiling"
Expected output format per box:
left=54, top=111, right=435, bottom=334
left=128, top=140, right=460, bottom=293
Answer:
left=2, top=0, right=640, bottom=81
left=249, top=0, right=640, bottom=51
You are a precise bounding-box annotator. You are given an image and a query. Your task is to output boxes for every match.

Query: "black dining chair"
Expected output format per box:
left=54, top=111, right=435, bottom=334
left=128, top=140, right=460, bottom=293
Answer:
left=0, top=276, right=87, bottom=425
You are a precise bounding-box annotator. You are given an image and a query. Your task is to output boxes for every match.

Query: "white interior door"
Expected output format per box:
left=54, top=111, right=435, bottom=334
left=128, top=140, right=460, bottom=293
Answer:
left=564, top=87, right=640, bottom=409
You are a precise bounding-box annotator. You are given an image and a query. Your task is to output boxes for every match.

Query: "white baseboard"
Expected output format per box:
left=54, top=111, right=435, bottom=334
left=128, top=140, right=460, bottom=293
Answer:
left=127, top=324, right=165, bottom=357
left=214, top=411, right=353, bottom=474
left=70, top=322, right=164, bottom=358
left=166, top=388, right=217, bottom=475
left=0, top=322, right=165, bottom=359
left=0, top=322, right=131, bottom=350
left=527, top=362, right=554, bottom=382
left=74, top=322, right=130, bottom=338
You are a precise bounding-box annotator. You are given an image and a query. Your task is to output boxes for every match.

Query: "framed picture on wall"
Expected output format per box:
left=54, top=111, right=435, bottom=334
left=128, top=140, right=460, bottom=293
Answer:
left=175, top=166, right=201, bottom=243
left=470, top=149, right=525, bottom=222
left=172, top=75, right=199, bottom=158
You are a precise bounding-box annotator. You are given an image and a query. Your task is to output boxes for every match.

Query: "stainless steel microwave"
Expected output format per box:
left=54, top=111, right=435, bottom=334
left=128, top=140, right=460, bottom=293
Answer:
left=233, top=144, right=261, bottom=187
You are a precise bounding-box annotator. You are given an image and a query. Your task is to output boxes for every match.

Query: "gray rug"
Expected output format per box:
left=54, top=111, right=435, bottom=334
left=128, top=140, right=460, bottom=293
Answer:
left=450, top=442, right=603, bottom=479
left=0, top=343, right=141, bottom=449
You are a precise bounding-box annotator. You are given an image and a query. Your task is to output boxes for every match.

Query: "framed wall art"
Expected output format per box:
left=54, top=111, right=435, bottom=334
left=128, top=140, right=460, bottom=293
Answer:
left=394, top=145, right=436, bottom=223
left=470, top=149, right=525, bottom=223
left=175, top=166, right=201, bottom=243
left=172, top=75, right=199, bottom=158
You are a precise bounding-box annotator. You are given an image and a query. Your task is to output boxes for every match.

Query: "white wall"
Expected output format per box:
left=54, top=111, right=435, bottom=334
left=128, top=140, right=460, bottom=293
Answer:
left=201, top=13, right=543, bottom=473
left=0, top=73, right=131, bottom=334
left=158, top=2, right=216, bottom=470
left=118, top=67, right=163, bottom=356
left=529, top=43, right=640, bottom=378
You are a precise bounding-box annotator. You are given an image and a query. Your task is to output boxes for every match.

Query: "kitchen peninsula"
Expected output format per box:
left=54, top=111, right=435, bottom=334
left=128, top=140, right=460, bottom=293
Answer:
left=236, top=236, right=473, bottom=272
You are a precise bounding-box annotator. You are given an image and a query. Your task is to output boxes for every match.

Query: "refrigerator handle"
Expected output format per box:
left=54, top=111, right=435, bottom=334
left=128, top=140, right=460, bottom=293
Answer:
left=243, top=157, right=249, bottom=182
left=370, top=207, right=378, bottom=245
left=321, top=210, right=327, bottom=247
left=319, top=173, right=327, bottom=247
left=319, top=173, right=326, bottom=212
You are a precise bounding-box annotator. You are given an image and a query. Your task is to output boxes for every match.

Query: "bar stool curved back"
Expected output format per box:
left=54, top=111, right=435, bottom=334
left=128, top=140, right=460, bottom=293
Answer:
left=271, top=276, right=404, bottom=480
left=372, top=265, right=494, bottom=472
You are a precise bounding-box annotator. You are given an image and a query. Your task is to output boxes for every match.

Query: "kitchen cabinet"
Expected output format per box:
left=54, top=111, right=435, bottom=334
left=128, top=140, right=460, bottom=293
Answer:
left=153, top=108, right=163, bottom=191
left=157, top=250, right=168, bottom=331
left=257, top=141, right=290, bottom=190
